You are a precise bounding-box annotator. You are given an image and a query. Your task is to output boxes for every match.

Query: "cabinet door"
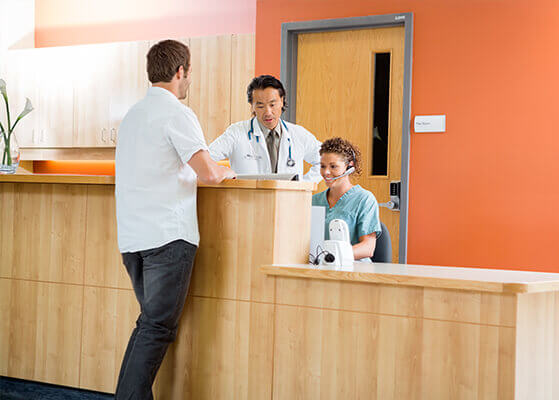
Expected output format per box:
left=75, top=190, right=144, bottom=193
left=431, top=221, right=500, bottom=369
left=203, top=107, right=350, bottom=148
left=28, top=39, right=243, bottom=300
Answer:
left=4, top=49, right=38, bottom=147
left=73, top=43, right=114, bottom=147
left=108, top=41, right=150, bottom=145
left=34, top=47, right=74, bottom=147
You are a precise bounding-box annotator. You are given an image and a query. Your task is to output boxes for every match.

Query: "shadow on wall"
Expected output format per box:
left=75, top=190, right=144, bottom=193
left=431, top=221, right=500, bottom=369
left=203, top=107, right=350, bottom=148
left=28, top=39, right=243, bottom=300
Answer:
left=35, top=13, right=256, bottom=48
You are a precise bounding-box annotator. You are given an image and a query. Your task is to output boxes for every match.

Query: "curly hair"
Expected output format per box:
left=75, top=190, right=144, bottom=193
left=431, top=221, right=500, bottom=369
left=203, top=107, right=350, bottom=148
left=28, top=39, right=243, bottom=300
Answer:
left=319, top=137, right=363, bottom=176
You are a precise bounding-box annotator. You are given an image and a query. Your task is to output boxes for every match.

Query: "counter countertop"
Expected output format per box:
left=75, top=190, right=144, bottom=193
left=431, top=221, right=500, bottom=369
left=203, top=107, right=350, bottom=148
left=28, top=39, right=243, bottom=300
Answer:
left=0, top=173, right=316, bottom=191
left=260, top=263, right=559, bottom=293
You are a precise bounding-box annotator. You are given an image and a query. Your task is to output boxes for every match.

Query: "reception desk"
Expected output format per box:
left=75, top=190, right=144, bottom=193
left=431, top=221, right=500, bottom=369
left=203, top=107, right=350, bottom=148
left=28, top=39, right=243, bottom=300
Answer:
left=0, top=175, right=313, bottom=397
left=260, top=263, right=559, bottom=400
left=2, top=174, right=559, bottom=399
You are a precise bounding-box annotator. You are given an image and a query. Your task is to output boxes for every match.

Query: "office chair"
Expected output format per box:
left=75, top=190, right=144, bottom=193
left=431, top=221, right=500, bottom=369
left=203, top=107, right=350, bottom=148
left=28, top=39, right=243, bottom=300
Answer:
left=371, top=221, right=392, bottom=263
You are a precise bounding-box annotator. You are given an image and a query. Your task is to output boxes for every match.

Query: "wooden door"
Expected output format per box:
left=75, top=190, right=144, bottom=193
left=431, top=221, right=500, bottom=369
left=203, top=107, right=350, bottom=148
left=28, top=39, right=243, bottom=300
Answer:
left=296, top=27, right=405, bottom=262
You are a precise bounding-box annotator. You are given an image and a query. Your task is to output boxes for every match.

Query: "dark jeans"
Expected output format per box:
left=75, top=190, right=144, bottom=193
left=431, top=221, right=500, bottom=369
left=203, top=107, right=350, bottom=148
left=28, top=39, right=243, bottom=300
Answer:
left=115, top=239, right=197, bottom=400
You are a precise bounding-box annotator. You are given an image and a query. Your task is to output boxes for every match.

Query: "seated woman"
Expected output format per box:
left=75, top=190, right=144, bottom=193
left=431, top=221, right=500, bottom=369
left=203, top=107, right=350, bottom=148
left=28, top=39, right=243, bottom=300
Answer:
left=312, top=137, right=381, bottom=261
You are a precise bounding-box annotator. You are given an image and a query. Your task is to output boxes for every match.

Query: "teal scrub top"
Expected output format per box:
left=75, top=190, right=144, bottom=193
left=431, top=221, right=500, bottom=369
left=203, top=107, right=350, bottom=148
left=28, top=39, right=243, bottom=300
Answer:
left=312, top=185, right=382, bottom=245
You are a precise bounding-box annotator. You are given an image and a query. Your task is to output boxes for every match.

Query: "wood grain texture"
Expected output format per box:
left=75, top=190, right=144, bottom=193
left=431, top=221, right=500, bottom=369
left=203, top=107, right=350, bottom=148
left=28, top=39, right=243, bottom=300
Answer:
left=189, top=35, right=232, bottom=143
left=80, top=287, right=138, bottom=392
left=0, top=278, right=12, bottom=375
left=191, top=188, right=276, bottom=302
left=0, top=183, right=15, bottom=277
left=272, top=190, right=312, bottom=264
left=274, top=276, right=516, bottom=327
left=0, top=174, right=116, bottom=184
left=231, top=33, right=255, bottom=123
left=261, top=264, right=559, bottom=294
left=1, top=279, right=83, bottom=386
left=273, top=303, right=515, bottom=400
left=515, top=291, right=559, bottom=399
left=11, top=183, right=87, bottom=284
left=84, top=185, right=130, bottom=289
left=155, top=296, right=274, bottom=400
left=296, top=27, right=405, bottom=262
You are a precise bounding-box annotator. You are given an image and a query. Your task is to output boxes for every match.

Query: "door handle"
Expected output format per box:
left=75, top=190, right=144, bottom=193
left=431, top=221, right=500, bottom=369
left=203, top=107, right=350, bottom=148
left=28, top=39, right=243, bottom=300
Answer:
left=101, top=128, right=107, bottom=143
left=379, top=200, right=397, bottom=210
left=379, top=181, right=401, bottom=211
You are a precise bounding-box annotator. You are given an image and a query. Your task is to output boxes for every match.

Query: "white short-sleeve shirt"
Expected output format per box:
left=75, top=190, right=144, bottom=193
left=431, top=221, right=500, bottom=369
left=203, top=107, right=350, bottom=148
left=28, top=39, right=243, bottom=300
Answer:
left=115, top=87, right=208, bottom=253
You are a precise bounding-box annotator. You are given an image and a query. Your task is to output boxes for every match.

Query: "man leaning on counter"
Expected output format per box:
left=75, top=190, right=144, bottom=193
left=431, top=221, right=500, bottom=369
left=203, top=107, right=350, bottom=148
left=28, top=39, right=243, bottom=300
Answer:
left=114, top=39, right=235, bottom=400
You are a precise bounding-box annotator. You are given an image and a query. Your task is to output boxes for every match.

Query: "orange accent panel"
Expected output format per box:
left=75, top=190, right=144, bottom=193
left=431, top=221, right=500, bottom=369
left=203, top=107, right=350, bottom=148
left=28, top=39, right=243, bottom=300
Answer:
left=256, top=0, right=559, bottom=272
left=33, top=161, right=115, bottom=176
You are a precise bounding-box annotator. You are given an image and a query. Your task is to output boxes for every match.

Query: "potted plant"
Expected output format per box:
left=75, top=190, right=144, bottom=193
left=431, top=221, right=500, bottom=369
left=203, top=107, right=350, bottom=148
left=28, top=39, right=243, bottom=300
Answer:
left=0, top=79, right=33, bottom=174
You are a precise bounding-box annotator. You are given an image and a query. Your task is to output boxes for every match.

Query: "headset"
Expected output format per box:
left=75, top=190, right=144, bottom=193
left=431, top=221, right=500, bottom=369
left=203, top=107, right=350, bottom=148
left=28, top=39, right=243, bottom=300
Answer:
left=323, top=148, right=356, bottom=181
left=247, top=117, right=295, bottom=167
left=324, top=167, right=355, bottom=181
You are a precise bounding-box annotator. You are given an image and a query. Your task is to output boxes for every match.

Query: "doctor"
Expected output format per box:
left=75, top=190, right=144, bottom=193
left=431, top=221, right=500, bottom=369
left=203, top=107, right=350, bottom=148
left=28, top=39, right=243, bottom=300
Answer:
left=209, top=75, right=322, bottom=182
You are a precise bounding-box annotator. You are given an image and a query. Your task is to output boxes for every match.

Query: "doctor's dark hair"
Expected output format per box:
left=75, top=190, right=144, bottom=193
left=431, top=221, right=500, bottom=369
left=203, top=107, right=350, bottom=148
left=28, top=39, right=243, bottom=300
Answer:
left=246, top=75, right=288, bottom=112
left=146, top=40, right=190, bottom=84
left=320, top=137, right=363, bottom=176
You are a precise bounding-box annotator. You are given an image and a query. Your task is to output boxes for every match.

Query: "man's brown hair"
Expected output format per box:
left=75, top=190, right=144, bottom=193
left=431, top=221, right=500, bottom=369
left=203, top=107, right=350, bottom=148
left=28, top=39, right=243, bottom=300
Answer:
left=146, top=40, right=190, bottom=84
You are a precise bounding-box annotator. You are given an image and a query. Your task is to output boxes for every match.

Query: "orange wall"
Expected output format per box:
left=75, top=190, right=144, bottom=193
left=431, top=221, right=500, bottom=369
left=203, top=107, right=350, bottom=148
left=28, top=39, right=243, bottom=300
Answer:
left=257, top=0, right=559, bottom=272
left=35, top=0, right=256, bottom=47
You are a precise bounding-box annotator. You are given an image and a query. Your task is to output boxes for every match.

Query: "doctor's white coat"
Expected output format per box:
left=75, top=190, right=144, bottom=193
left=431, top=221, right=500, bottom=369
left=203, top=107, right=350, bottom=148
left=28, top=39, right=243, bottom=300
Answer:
left=209, top=118, right=322, bottom=182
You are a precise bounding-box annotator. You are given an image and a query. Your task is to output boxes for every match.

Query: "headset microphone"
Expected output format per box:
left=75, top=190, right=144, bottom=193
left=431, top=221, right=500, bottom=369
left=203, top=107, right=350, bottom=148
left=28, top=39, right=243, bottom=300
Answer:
left=324, top=167, right=355, bottom=182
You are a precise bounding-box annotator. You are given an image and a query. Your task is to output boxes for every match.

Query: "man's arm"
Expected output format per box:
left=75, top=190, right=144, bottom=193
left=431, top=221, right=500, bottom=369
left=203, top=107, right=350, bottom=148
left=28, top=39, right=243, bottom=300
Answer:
left=208, top=126, right=236, bottom=161
left=302, top=129, right=323, bottom=183
left=188, top=149, right=236, bottom=184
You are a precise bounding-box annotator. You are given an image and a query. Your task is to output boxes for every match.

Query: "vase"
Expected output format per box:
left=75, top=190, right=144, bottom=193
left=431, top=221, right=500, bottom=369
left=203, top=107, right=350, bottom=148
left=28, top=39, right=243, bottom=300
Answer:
left=0, top=132, right=20, bottom=174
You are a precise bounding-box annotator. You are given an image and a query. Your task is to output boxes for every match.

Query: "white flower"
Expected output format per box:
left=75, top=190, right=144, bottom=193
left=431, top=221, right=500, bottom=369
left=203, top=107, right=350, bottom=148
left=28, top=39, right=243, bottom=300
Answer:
left=0, top=79, right=6, bottom=98
left=17, top=98, right=33, bottom=120
left=11, top=98, right=34, bottom=132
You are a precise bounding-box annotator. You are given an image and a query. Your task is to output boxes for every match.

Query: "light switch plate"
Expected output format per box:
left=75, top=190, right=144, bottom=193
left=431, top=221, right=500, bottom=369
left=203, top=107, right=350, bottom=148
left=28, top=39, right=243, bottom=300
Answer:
left=414, top=115, right=446, bottom=133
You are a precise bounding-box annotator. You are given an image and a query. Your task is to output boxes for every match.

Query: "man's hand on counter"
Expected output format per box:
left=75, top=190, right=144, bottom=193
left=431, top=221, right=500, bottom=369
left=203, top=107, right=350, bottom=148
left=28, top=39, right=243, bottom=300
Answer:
left=189, top=150, right=236, bottom=184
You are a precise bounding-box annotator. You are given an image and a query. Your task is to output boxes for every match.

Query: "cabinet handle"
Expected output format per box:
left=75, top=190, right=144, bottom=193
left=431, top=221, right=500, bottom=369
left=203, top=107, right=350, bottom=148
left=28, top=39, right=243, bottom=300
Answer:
left=41, top=129, right=45, bottom=143
left=32, top=129, right=36, bottom=144
left=110, top=128, right=116, bottom=143
left=101, top=128, right=107, bottom=143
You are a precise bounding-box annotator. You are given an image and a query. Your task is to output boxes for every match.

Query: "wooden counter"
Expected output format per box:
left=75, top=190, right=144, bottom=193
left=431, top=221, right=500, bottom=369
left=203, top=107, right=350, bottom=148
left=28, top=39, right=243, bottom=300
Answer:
left=3, top=175, right=558, bottom=399
left=261, top=262, right=559, bottom=293
left=0, top=178, right=313, bottom=397
left=259, top=263, right=559, bottom=399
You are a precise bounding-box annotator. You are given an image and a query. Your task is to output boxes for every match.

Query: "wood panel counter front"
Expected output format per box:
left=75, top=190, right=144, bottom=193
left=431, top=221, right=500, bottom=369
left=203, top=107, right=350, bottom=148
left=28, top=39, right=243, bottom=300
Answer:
left=0, top=178, right=314, bottom=397
left=4, top=175, right=558, bottom=399
left=259, top=263, right=559, bottom=400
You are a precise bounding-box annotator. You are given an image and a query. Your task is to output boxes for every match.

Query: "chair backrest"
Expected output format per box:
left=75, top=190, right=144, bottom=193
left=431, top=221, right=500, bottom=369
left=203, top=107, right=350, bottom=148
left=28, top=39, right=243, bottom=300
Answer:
left=371, top=221, right=392, bottom=263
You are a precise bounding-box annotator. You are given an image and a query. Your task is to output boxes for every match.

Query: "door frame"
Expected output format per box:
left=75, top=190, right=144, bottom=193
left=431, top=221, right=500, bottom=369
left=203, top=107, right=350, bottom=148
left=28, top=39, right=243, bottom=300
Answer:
left=280, top=13, right=413, bottom=263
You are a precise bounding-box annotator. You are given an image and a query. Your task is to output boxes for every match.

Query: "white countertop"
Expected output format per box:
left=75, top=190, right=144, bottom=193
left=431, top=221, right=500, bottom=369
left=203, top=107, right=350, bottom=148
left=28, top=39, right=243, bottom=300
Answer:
left=260, top=262, right=559, bottom=293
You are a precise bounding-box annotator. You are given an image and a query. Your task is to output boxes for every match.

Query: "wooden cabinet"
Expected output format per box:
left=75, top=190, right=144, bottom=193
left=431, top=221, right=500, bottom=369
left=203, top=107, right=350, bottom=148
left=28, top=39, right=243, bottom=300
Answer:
left=4, top=34, right=255, bottom=151
left=74, top=41, right=150, bottom=147
left=4, top=49, right=38, bottom=147
left=5, top=48, right=74, bottom=148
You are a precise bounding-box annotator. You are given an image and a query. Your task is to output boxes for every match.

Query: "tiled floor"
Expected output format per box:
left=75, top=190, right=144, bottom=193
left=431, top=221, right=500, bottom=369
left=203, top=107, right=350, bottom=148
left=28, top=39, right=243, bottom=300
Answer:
left=0, top=377, right=113, bottom=400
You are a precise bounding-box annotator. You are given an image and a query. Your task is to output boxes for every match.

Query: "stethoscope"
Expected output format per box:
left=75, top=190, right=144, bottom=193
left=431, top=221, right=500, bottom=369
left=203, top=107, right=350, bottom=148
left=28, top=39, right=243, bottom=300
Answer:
left=247, top=117, right=296, bottom=167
